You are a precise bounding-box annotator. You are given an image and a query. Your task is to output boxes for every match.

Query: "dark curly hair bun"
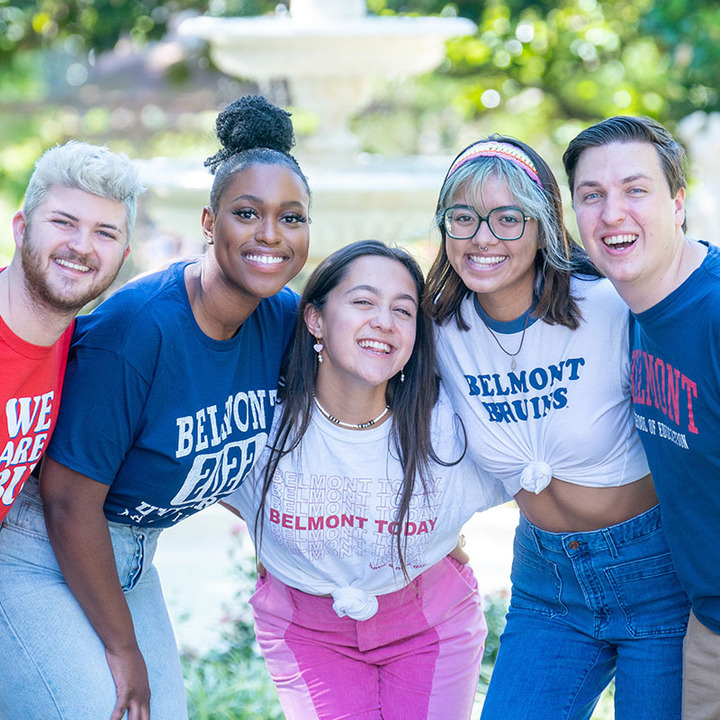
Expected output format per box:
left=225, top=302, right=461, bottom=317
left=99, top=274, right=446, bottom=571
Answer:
left=205, top=95, right=296, bottom=174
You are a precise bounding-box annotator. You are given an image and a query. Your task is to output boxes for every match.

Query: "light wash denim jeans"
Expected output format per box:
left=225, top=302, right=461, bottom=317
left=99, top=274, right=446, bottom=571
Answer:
left=481, top=505, right=690, bottom=720
left=0, top=478, right=187, bottom=720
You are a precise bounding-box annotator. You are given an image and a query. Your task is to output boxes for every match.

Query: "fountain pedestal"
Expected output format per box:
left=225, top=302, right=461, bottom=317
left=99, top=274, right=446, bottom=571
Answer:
left=180, top=2, right=474, bottom=164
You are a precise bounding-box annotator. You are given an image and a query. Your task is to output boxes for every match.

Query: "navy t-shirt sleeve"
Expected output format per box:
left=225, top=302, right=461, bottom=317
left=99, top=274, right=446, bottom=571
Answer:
left=46, top=346, right=151, bottom=485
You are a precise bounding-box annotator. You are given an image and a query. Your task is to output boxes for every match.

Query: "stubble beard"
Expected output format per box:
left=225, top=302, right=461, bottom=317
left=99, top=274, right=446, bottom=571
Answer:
left=20, top=228, right=124, bottom=315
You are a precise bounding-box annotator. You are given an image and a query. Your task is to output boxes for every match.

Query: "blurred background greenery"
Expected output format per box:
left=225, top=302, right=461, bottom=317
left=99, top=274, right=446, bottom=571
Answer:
left=1, top=0, right=718, bottom=266
left=2, top=4, right=705, bottom=715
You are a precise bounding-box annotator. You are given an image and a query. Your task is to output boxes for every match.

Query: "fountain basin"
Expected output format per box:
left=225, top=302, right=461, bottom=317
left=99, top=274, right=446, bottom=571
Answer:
left=179, top=15, right=476, bottom=80
left=138, top=153, right=448, bottom=260
left=141, top=4, right=477, bottom=262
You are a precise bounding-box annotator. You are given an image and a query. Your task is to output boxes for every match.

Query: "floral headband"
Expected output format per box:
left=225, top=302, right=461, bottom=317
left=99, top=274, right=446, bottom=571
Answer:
left=446, top=140, right=543, bottom=189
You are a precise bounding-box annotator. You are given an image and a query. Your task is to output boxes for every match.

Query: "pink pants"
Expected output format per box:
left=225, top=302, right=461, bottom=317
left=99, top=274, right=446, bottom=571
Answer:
left=250, top=556, right=487, bottom=720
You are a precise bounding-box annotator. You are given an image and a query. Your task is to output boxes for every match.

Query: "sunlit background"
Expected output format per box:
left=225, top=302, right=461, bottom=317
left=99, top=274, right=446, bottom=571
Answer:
left=1, top=0, right=718, bottom=277
left=2, top=2, right=717, bottom=717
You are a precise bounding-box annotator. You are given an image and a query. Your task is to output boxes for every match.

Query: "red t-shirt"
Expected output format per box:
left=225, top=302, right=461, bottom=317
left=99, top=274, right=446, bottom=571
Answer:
left=0, top=306, right=74, bottom=521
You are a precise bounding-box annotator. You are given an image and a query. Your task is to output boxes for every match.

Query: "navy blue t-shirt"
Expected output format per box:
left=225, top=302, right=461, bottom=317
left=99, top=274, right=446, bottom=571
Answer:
left=47, top=260, right=298, bottom=528
left=630, top=241, right=720, bottom=632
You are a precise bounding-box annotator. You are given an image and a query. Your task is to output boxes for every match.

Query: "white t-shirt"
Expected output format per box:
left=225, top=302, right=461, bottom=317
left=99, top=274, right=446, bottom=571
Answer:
left=225, top=388, right=508, bottom=620
left=435, top=276, right=649, bottom=496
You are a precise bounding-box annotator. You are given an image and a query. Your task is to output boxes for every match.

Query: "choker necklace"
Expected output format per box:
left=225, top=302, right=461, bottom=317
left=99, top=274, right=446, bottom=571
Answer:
left=482, top=307, right=532, bottom=371
left=313, top=396, right=390, bottom=430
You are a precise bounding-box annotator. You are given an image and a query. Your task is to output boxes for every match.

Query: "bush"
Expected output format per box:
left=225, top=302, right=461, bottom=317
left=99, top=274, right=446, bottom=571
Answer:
left=182, top=528, right=283, bottom=720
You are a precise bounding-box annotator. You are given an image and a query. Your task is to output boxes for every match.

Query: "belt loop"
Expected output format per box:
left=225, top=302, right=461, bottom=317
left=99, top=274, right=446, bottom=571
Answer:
left=602, top=529, right=618, bottom=558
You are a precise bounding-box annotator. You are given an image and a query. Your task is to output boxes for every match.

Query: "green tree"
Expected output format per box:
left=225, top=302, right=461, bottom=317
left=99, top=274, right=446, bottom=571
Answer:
left=364, top=0, right=719, bottom=137
left=1, top=0, right=718, bottom=213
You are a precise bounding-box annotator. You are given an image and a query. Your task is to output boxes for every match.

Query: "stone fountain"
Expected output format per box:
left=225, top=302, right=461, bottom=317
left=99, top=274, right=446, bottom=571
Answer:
left=139, top=0, right=476, bottom=260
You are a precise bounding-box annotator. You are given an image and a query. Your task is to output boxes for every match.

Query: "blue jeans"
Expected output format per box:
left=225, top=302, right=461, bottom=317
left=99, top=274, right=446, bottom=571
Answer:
left=481, top=506, right=690, bottom=720
left=0, top=479, right=187, bottom=720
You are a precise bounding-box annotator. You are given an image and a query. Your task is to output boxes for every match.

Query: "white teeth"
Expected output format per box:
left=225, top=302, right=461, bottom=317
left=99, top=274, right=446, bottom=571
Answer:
left=359, top=340, right=391, bottom=354
left=468, top=254, right=505, bottom=266
left=246, top=254, right=284, bottom=265
left=603, top=234, right=637, bottom=246
left=56, top=258, right=90, bottom=273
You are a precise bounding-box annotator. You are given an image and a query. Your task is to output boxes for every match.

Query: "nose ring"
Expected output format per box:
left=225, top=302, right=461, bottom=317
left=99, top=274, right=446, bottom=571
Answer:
left=481, top=246, right=488, bottom=252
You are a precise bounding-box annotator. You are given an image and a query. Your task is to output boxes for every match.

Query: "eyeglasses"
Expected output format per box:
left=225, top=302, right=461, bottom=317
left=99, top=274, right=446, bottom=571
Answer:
left=442, top=205, right=531, bottom=241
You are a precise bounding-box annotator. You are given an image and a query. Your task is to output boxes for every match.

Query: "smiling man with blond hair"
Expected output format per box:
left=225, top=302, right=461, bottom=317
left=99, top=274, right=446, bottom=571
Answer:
left=0, top=141, right=144, bottom=520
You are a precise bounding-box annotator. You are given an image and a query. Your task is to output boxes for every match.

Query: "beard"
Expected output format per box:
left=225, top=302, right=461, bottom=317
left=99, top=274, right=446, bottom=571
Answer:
left=21, top=226, right=126, bottom=314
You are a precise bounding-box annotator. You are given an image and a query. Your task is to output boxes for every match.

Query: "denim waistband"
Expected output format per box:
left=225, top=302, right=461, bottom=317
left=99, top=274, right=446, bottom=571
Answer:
left=3, top=476, right=163, bottom=592
left=4, top=476, right=162, bottom=544
left=519, top=504, right=664, bottom=555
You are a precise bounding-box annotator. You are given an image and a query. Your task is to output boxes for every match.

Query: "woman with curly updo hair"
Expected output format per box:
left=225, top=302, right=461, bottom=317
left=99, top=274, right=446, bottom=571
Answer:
left=0, top=96, right=310, bottom=720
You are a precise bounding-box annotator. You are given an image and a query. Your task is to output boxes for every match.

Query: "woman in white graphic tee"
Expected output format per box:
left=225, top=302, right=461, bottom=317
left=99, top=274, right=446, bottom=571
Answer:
left=225, top=239, right=508, bottom=720
left=424, top=136, right=690, bottom=720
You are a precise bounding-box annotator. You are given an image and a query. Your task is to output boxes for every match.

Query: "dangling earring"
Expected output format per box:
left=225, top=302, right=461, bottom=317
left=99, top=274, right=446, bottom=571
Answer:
left=400, top=367, right=405, bottom=383
left=313, top=338, right=324, bottom=364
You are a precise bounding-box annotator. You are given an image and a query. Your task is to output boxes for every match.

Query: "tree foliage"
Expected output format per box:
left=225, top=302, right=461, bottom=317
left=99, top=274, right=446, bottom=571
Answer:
left=0, top=0, right=717, bottom=211
left=0, top=1, right=286, bottom=59
left=0, top=0, right=187, bottom=60
left=370, top=0, right=719, bottom=127
left=1, top=0, right=716, bottom=125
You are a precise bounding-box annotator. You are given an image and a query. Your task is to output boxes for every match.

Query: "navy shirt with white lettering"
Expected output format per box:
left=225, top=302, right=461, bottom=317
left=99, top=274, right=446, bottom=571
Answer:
left=47, top=260, right=297, bottom=528
left=630, top=241, right=720, bottom=632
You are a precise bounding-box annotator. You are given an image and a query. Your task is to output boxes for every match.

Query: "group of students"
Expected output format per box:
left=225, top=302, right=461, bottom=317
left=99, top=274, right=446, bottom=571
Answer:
left=0, top=94, right=717, bottom=720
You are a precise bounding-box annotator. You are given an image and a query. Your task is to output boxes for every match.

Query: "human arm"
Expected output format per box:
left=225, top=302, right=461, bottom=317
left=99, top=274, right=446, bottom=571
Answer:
left=219, top=500, right=244, bottom=520
left=40, top=457, right=150, bottom=720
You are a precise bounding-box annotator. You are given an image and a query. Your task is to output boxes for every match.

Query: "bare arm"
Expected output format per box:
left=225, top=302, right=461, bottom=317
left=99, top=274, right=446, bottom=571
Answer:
left=40, top=457, right=150, bottom=720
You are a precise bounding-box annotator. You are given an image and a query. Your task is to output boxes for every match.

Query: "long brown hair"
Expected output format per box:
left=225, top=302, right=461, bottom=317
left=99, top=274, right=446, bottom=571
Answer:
left=255, top=240, right=462, bottom=579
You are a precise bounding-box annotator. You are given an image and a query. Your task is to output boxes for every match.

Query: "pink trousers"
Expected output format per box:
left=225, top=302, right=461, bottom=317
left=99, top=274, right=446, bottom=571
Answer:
left=250, top=556, right=487, bottom=720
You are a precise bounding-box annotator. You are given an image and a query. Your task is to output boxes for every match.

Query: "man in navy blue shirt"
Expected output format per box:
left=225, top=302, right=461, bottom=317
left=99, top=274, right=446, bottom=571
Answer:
left=564, top=116, right=720, bottom=720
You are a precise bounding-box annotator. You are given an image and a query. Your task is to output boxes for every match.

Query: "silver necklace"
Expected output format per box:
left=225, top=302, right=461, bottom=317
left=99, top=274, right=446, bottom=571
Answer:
left=313, top=396, right=390, bottom=430
left=483, top=308, right=531, bottom=371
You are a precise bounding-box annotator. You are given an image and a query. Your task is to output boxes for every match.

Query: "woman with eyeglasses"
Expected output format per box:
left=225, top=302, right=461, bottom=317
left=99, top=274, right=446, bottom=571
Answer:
left=423, top=136, right=690, bottom=720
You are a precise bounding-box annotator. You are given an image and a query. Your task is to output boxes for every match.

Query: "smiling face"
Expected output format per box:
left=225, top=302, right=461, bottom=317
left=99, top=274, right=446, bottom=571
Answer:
left=203, top=163, right=310, bottom=304
left=445, top=174, right=538, bottom=321
left=305, top=255, right=418, bottom=395
left=572, top=141, right=686, bottom=309
left=15, top=185, right=130, bottom=314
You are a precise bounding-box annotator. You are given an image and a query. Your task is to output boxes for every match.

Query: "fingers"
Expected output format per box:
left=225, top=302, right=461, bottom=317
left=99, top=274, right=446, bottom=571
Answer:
left=127, top=698, right=151, bottom=720
left=448, top=538, right=471, bottom=565
left=111, top=698, right=151, bottom=720
left=105, top=647, right=151, bottom=720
